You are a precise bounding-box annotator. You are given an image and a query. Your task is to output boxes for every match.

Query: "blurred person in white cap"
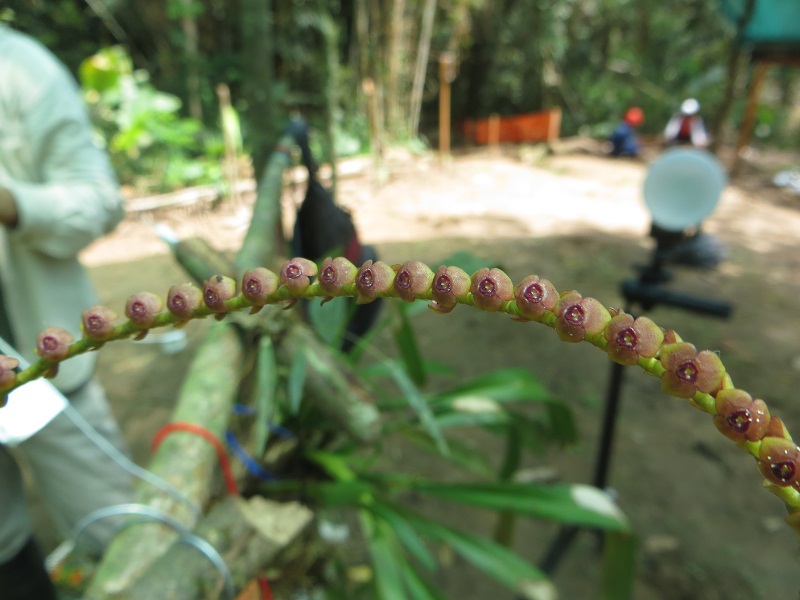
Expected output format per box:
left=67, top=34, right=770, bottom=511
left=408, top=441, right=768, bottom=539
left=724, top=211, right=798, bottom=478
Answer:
left=664, top=98, right=709, bottom=148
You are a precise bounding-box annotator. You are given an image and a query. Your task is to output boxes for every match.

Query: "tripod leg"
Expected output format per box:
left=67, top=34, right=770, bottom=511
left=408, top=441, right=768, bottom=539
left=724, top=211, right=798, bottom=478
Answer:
left=538, top=525, right=580, bottom=575
left=593, top=361, right=627, bottom=490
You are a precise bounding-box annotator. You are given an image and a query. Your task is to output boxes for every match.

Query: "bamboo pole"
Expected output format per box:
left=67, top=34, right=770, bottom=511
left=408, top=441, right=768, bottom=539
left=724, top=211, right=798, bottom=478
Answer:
left=116, top=497, right=313, bottom=600
left=85, top=323, right=246, bottom=598
left=438, top=53, right=453, bottom=158
left=235, top=133, right=294, bottom=273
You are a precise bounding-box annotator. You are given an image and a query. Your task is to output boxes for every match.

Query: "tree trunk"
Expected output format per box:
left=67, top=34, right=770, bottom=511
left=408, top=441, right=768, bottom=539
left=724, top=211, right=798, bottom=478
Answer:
left=408, top=0, right=437, bottom=138
left=240, top=0, right=277, bottom=178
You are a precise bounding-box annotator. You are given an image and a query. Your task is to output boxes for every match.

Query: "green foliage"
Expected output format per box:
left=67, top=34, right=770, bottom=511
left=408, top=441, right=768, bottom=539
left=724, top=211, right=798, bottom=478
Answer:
left=79, top=46, right=223, bottom=192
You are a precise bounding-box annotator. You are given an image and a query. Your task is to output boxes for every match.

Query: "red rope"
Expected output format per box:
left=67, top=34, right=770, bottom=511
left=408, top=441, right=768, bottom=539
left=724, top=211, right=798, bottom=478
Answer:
left=151, top=421, right=239, bottom=496
left=258, top=576, right=275, bottom=600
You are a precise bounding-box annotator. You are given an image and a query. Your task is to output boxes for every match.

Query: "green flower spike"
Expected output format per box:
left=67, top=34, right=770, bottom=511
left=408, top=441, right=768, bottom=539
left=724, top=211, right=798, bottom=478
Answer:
left=757, top=436, right=800, bottom=490
left=554, top=290, right=611, bottom=343
left=430, top=265, right=471, bottom=313
left=514, top=275, right=558, bottom=320
left=604, top=313, right=664, bottom=366
left=241, top=268, right=279, bottom=309
left=318, top=257, right=358, bottom=298
left=393, top=261, right=435, bottom=302
left=125, top=292, right=164, bottom=328
left=355, top=260, right=395, bottom=304
left=167, top=284, right=204, bottom=320
left=713, top=389, right=771, bottom=443
left=81, top=306, right=118, bottom=341
left=36, top=327, right=74, bottom=362
left=0, top=355, right=19, bottom=392
left=280, top=257, right=318, bottom=297
left=470, top=267, right=514, bottom=311
left=203, top=275, right=237, bottom=313
left=659, top=342, right=725, bottom=398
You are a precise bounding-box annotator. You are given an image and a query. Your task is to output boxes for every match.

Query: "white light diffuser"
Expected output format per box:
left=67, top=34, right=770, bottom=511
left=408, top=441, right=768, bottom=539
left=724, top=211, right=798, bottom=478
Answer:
left=643, top=148, right=726, bottom=231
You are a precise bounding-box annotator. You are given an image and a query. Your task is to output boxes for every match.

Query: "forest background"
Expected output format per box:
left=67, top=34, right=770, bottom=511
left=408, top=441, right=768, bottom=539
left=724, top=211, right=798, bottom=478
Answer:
left=3, top=0, right=799, bottom=195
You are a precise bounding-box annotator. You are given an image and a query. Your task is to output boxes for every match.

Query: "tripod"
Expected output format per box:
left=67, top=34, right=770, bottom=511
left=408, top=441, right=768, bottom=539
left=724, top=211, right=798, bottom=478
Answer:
left=537, top=238, right=733, bottom=576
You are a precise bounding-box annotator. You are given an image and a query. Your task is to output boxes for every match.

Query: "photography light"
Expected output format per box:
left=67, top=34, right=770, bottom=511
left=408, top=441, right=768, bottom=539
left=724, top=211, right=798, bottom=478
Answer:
left=643, top=147, right=726, bottom=232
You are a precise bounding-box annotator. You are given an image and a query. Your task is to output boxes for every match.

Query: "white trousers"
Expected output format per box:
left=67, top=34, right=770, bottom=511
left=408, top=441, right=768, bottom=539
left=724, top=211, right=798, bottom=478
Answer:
left=0, top=378, right=133, bottom=562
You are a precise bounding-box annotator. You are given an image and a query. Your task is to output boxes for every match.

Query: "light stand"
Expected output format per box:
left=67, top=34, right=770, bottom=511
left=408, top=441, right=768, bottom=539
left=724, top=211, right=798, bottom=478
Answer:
left=536, top=227, right=732, bottom=576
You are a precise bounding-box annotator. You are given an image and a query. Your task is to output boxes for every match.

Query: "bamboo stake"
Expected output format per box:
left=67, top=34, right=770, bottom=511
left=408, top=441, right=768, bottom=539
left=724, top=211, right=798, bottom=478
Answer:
left=85, top=323, right=246, bottom=598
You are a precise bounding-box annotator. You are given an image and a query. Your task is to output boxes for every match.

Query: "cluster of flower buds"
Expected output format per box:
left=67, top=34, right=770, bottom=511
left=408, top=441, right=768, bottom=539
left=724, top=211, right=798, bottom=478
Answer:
left=1, top=255, right=798, bottom=530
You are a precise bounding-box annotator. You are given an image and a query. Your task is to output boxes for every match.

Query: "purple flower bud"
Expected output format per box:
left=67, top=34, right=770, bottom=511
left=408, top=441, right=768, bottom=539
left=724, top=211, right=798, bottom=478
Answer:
left=604, top=313, right=664, bottom=366
left=241, top=268, right=279, bottom=305
left=758, top=437, right=800, bottom=489
left=36, top=327, right=74, bottom=362
left=713, top=389, right=770, bottom=443
left=659, top=342, right=725, bottom=398
left=393, top=261, right=435, bottom=302
left=430, top=265, right=470, bottom=313
left=554, top=291, right=611, bottom=343
left=280, top=257, right=318, bottom=296
left=319, top=257, right=358, bottom=296
left=125, top=292, right=164, bottom=327
left=167, top=284, right=204, bottom=320
left=0, top=355, right=19, bottom=391
left=355, top=260, right=395, bottom=304
left=81, top=306, right=118, bottom=341
left=203, top=274, right=237, bottom=312
left=470, top=267, right=514, bottom=311
left=514, top=275, right=558, bottom=319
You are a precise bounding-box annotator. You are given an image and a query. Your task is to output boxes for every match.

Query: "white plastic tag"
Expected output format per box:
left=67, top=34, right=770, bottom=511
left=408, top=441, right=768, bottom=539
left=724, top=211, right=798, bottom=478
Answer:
left=0, top=378, right=68, bottom=446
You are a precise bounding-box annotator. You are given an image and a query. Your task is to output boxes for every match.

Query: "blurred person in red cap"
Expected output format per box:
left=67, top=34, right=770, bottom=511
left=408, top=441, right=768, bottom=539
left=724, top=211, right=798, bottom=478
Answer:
left=609, top=106, right=644, bottom=157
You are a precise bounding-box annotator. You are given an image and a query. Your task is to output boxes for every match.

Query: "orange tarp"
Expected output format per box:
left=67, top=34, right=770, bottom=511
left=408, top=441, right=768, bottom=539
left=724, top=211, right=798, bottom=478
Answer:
left=462, top=108, right=562, bottom=145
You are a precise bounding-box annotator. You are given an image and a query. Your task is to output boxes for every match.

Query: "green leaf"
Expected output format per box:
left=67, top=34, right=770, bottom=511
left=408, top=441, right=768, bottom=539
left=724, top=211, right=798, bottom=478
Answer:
left=368, top=502, right=437, bottom=572
left=412, top=481, right=630, bottom=532
left=303, top=480, right=375, bottom=507
left=305, top=450, right=358, bottom=482
left=399, top=429, right=494, bottom=478
left=394, top=303, right=427, bottom=386
left=432, top=368, right=552, bottom=406
left=383, top=358, right=449, bottom=456
left=400, top=560, right=449, bottom=600
left=600, top=531, right=637, bottom=600
left=391, top=505, right=551, bottom=595
left=307, top=295, right=350, bottom=347
left=360, top=510, right=407, bottom=600
left=252, top=336, right=277, bottom=456
left=287, top=342, right=307, bottom=415
left=544, top=402, right=579, bottom=446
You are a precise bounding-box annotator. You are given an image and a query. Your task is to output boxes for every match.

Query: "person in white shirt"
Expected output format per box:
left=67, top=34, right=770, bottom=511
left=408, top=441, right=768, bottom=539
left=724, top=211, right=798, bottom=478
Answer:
left=0, top=24, right=132, bottom=599
left=663, top=97, right=710, bottom=148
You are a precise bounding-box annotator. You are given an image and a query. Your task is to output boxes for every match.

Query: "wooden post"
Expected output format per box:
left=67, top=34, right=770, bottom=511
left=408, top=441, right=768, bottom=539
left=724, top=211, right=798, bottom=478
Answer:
left=438, top=52, right=456, bottom=158
left=488, top=113, right=500, bottom=152
left=732, top=60, right=769, bottom=176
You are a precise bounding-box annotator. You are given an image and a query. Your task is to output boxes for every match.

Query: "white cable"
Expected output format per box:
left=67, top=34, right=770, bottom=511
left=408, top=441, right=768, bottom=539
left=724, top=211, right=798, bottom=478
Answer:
left=63, top=404, right=202, bottom=519
left=48, top=503, right=235, bottom=600
left=0, top=335, right=201, bottom=518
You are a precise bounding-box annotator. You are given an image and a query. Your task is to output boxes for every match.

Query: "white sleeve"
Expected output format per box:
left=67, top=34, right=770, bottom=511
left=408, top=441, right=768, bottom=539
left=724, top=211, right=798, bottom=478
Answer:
left=1, top=35, right=124, bottom=258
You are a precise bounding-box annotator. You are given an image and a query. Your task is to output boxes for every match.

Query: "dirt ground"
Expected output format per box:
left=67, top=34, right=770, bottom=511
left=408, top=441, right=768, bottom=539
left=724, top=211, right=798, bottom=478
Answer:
left=45, top=140, right=800, bottom=599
